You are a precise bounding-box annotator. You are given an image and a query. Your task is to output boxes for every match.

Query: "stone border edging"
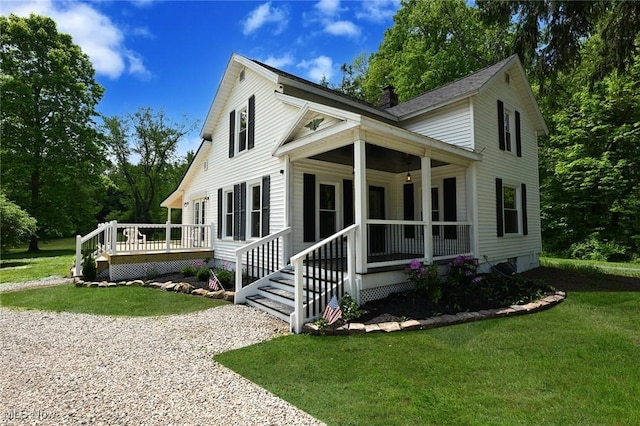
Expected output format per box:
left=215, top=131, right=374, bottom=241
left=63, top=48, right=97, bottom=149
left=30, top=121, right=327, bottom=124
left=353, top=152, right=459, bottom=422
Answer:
left=74, top=277, right=236, bottom=302
left=302, top=291, right=567, bottom=336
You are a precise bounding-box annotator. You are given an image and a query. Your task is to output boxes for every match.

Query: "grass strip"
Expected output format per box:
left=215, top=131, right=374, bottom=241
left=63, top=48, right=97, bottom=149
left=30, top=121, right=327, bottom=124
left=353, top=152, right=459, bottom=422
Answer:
left=0, top=284, right=227, bottom=316
left=216, top=292, right=640, bottom=426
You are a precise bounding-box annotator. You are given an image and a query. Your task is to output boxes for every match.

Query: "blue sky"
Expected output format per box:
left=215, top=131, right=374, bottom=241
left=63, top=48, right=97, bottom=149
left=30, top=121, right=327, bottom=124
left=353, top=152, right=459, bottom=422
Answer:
left=2, top=0, right=401, bottom=157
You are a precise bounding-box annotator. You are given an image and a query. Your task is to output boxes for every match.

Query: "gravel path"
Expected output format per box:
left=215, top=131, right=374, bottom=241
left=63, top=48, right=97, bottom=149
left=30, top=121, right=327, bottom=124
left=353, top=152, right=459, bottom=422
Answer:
left=0, top=280, right=325, bottom=425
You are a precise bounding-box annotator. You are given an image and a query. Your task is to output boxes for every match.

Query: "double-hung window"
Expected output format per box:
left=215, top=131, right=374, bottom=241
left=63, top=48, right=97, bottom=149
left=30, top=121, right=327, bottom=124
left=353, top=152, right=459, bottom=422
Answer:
left=497, top=99, right=522, bottom=157
left=319, top=183, right=337, bottom=239
left=502, top=185, right=519, bottom=234
left=503, top=110, right=512, bottom=152
left=496, top=178, right=528, bottom=237
left=228, top=95, right=255, bottom=158
left=224, top=191, right=234, bottom=238
left=250, top=184, right=261, bottom=238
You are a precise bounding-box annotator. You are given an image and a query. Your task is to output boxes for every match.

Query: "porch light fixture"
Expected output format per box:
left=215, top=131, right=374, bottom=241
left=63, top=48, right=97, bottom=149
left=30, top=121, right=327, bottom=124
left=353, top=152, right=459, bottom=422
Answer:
left=406, top=171, right=412, bottom=182
left=405, top=153, right=412, bottom=182
left=183, top=201, right=189, bottom=207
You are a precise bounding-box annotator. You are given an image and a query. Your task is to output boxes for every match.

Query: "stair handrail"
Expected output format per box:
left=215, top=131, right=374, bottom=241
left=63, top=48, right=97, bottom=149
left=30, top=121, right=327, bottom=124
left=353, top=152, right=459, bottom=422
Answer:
left=74, top=221, right=116, bottom=276
left=290, top=224, right=358, bottom=333
left=234, top=227, right=292, bottom=293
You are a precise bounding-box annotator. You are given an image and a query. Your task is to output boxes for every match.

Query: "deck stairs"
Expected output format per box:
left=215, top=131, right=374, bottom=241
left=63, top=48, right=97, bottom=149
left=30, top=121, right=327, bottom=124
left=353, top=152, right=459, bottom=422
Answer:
left=243, top=265, right=341, bottom=324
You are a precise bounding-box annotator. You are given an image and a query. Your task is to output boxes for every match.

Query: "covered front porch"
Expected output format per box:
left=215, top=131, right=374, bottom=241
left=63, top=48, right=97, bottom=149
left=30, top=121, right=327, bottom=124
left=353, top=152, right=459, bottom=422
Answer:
left=276, top=111, right=481, bottom=274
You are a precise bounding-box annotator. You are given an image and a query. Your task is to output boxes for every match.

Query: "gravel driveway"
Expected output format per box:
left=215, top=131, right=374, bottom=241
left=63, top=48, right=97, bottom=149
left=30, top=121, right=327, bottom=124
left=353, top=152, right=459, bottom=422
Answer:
left=0, top=279, right=325, bottom=425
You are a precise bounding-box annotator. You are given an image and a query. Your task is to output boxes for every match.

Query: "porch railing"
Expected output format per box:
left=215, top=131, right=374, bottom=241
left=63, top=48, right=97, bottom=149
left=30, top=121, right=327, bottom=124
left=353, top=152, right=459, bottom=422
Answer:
left=366, top=220, right=472, bottom=267
left=74, top=220, right=214, bottom=276
left=234, top=227, right=292, bottom=292
left=290, top=224, right=358, bottom=334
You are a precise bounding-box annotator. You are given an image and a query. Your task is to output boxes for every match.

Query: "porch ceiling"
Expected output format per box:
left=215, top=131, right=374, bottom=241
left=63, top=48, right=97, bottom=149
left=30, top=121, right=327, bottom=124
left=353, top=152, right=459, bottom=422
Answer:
left=310, top=144, right=447, bottom=173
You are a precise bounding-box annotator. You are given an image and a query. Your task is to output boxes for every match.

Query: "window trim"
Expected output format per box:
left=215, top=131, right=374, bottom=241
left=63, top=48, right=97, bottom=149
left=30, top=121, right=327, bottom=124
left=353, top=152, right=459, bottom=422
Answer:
left=248, top=180, right=262, bottom=239
left=223, top=189, right=234, bottom=238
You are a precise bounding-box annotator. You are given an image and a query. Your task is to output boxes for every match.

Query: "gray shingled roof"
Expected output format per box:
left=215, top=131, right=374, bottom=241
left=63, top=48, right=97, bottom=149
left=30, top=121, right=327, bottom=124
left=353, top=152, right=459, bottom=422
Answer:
left=386, top=55, right=517, bottom=118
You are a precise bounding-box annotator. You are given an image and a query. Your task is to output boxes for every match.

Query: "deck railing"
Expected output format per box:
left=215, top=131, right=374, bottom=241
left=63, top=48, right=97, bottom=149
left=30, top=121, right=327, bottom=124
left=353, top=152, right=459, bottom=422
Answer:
left=290, top=224, right=358, bottom=334
left=74, top=221, right=214, bottom=276
left=234, top=227, right=292, bottom=292
left=366, top=220, right=472, bottom=267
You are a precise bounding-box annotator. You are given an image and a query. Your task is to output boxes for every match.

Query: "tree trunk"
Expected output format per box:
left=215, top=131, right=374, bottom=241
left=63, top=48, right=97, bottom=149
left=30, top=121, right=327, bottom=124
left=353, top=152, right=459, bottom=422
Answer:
left=28, top=167, right=41, bottom=252
left=28, top=234, right=40, bottom=252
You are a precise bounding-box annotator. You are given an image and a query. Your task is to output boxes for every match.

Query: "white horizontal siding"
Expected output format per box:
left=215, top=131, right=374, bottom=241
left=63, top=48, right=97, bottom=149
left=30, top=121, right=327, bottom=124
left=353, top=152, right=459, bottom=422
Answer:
left=472, top=66, right=542, bottom=269
left=401, top=99, right=473, bottom=150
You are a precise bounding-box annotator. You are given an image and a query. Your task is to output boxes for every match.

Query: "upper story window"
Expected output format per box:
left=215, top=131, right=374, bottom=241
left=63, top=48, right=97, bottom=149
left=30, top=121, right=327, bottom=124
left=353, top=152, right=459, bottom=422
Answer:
left=503, top=110, right=512, bottom=152
left=229, top=94, right=255, bottom=158
left=238, top=107, right=248, bottom=152
left=497, top=99, right=522, bottom=157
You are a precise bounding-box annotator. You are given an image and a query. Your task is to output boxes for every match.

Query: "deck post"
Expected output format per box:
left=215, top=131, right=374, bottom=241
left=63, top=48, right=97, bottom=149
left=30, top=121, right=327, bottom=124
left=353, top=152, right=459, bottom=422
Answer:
left=165, top=221, right=171, bottom=252
left=75, top=235, right=82, bottom=277
left=111, top=220, right=118, bottom=254
left=210, top=222, right=215, bottom=250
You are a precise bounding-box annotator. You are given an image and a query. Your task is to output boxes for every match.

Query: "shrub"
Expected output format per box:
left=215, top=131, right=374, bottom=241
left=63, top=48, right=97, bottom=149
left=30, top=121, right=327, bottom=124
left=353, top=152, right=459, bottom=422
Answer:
left=569, top=234, right=628, bottom=262
left=214, top=269, right=234, bottom=288
left=82, top=253, right=97, bottom=281
left=339, top=293, right=361, bottom=321
left=196, top=267, right=210, bottom=282
left=181, top=265, right=197, bottom=277
left=0, top=192, right=37, bottom=255
left=406, top=259, right=442, bottom=304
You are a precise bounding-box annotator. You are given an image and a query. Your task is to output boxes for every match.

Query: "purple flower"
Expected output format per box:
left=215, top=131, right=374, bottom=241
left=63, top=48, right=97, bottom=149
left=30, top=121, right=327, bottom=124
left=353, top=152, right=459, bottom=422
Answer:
left=410, top=259, right=421, bottom=270
left=464, top=270, right=472, bottom=276
left=472, top=276, right=483, bottom=283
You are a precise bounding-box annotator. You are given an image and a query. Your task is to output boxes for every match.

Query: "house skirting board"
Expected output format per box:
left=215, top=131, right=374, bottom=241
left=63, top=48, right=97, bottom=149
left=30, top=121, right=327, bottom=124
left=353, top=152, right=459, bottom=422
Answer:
left=102, top=251, right=215, bottom=281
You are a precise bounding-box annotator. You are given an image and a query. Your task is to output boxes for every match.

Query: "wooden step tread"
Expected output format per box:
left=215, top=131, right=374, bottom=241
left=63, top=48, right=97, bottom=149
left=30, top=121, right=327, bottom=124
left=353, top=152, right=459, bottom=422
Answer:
left=260, top=285, right=294, bottom=301
left=246, top=295, right=294, bottom=316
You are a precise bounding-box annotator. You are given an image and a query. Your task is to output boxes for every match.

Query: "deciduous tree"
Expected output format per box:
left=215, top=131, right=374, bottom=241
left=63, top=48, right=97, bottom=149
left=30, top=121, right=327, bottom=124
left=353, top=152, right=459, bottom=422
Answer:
left=0, top=14, right=105, bottom=251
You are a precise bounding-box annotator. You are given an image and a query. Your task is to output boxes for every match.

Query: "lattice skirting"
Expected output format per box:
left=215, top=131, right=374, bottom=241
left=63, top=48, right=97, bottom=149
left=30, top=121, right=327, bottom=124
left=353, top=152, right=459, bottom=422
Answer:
left=108, top=259, right=213, bottom=281
left=359, top=281, right=415, bottom=305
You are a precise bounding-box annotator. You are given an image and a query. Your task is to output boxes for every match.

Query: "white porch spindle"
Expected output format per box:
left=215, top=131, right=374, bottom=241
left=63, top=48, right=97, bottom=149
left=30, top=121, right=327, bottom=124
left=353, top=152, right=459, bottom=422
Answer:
left=75, top=235, right=82, bottom=276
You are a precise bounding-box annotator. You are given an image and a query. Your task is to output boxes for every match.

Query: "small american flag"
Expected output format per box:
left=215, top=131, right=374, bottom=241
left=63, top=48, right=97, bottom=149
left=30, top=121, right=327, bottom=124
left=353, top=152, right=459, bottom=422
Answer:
left=322, top=294, right=342, bottom=325
left=208, top=270, right=222, bottom=291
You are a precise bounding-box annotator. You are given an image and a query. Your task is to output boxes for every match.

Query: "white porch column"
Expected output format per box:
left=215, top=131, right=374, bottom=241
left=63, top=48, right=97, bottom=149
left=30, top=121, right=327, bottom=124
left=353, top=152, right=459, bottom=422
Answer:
left=466, top=162, right=479, bottom=258
left=166, top=208, right=172, bottom=223
left=283, top=154, right=292, bottom=263
left=354, top=134, right=367, bottom=273
left=421, top=155, right=433, bottom=263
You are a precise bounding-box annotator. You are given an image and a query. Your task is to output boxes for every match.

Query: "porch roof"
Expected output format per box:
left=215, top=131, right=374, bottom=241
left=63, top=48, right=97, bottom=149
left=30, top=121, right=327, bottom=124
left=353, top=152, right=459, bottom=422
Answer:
left=272, top=92, right=481, bottom=167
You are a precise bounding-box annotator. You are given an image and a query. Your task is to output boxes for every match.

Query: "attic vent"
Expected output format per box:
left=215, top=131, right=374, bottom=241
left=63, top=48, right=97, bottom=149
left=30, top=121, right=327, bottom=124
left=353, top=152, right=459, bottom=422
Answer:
left=505, top=73, right=510, bottom=85
left=203, top=160, right=208, bottom=171
left=240, top=69, right=245, bottom=82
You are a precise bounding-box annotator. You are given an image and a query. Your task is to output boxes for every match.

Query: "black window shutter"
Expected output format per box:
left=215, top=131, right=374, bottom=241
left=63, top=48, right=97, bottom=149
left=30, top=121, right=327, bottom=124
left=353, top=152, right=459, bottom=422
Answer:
left=521, top=183, right=528, bottom=235
left=515, top=110, right=522, bottom=157
left=217, top=188, right=223, bottom=239
left=303, top=173, right=316, bottom=242
left=248, top=95, right=255, bottom=150
left=261, top=175, right=270, bottom=237
left=497, top=100, right=505, bottom=151
left=239, top=182, right=246, bottom=241
left=343, top=179, right=354, bottom=226
left=496, top=178, right=504, bottom=237
left=228, top=110, right=235, bottom=158
left=443, top=178, right=457, bottom=239
left=403, top=183, right=415, bottom=238
left=233, top=184, right=240, bottom=240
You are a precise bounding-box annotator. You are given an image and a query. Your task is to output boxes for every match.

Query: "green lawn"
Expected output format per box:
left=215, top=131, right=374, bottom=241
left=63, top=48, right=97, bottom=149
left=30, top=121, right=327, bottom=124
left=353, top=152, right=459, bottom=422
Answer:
left=0, top=283, right=227, bottom=316
left=0, top=237, right=75, bottom=283
left=216, top=281, right=640, bottom=425
left=541, top=256, right=640, bottom=277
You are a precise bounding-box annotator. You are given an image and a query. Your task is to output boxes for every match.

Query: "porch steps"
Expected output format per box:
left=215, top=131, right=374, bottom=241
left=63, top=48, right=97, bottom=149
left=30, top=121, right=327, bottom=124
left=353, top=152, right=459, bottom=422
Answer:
left=244, top=266, right=338, bottom=325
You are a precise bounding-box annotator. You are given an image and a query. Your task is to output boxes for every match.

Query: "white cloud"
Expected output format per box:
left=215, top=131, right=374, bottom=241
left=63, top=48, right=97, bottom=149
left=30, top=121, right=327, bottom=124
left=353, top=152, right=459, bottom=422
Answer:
left=242, top=2, right=288, bottom=36
left=356, top=0, right=400, bottom=23
left=315, top=0, right=343, bottom=16
left=0, top=0, right=150, bottom=80
left=261, top=53, right=294, bottom=69
left=324, top=20, right=361, bottom=37
left=298, top=56, right=334, bottom=82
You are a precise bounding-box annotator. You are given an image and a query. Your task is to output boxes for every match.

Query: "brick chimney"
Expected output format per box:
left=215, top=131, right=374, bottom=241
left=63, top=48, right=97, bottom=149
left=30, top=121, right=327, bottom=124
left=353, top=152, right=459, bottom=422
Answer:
left=379, top=85, right=398, bottom=109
